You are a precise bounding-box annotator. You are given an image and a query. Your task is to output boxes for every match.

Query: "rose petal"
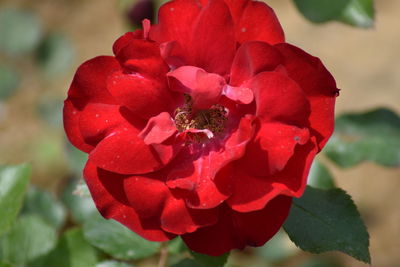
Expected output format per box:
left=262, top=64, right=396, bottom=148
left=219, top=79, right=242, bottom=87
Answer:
left=182, top=196, right=292, bottom=256
left=78, top=103, right=129, bottom=147
left=238, top=120, right=310, bottom=177
left=270, top=137, right=319, bottom=197
left=112, top=31, right=144, bottom=57
left=139, top=112, right=177, bottom=145
left=166, top=115, right=254, bottom=208
left=275, top=43, right=338, bottom=149
left=222, top=85, right=254, bottom=104
left=88, top=126, right=165, bottom=175
left=107, top=71, right=173, bottom=120
left=83, top=160, right=175, bottom=241
left=63, top=99, right=94, bottom=153
left=114, top=39, right=169, bottom=80
left=160, top=195, right=219, bottom=235
left=123, top=174, right=170, bottom=219
left=67, top=56, right=120, bottom=107
left=64, top=56, right=121, bottom=152
left=226, top=0, right=285, bottom=45
left=250, top=71, right=310, bottom=126
left=188, top=0, right=236, bottom=75
left=230, top=41, right=282, bottom=86
left=167, top=66, right=225, bottom=110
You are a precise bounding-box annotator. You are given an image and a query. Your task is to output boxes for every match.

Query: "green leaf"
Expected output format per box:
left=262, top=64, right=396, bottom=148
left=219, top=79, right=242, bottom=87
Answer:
left=171, top=259, right=202, bottom=267
left=0, top=262, right=14, bottom=267
left=36, top=94, right=63, bottom=127
left=324, top=108, right=400, bottom=168
left=339, top=0, right=374, bottom=28
left=0, top=164, right=31, bottom=236
left=36, top=33, right=74, bottom=78
left=0, top=65, right=20, bottom=100
left=96, top=261, right=133, bottom=267
left=62, top=179, right=97, bottom=224
left=307, top=161, right=335, bottom=190
left=283, top=186, right=370, bottom=263
left=38, top=228, right=98, bottom=267
left=65, top=142, right=88, bottom=176
left=0, top=8, right=42, bottom=55
left=0, top=215, right=57, bottom=265
left=168, top=237, right=187, bottom=254
left=83, top=214, right=160, bottom=260
left=22, top=186, right=66, bottom=230
left=254, top=230, right=298, bottom=262
left=293, top=0, right=350, bottom=23
left=292, top=0, right=374, bottom=27
left=191, top=252, right=228, bottom=267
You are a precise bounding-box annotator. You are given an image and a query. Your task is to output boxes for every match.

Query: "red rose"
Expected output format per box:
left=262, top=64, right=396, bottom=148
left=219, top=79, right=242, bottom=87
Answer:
left=64, top=0, right=338, bottom=256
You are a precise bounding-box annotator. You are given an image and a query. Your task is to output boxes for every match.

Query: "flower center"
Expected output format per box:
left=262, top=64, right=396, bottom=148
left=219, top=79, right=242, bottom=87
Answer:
left=174, top=95, right=227, bottom=136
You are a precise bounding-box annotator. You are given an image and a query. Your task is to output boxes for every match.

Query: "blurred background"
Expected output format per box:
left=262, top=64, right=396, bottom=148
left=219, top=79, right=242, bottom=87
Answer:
left=0, top=0, right=399, bottom=266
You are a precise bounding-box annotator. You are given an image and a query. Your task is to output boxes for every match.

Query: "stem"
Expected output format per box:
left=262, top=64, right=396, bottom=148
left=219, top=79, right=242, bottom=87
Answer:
left=158, top=242, right=169, bottom=267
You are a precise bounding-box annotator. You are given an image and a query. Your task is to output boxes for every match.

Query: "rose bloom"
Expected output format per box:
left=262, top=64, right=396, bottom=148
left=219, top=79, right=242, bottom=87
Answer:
left=64, top=0, right=338, bottom=256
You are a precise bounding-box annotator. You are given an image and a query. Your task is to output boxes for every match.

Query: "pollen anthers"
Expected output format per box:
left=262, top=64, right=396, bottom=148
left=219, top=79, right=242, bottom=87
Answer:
left=174, top=95, right=227, bottom=139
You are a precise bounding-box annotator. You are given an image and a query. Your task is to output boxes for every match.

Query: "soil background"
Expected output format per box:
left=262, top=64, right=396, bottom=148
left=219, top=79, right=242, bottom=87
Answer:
left=0, top=0, right=399, bottom=266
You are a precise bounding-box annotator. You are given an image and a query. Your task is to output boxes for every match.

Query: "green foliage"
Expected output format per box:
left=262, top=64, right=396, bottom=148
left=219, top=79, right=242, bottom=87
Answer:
left=37, top=228, right=98, bottom=267
left=171, top=259, right=202, bottom=267
left=22, top=186, right=67, bottom=230
left=0, top=262, right=14, bottom=267
left=191, top=252, right=229, bottom=267
left=284, top=186, right=370, bottom=263
left=0, top=65, right=20, bottom=100
left=62, top=179, right=97, bottom=224
left=96, top=261, right=133, bottom=267
left=293, top=0, right=374, bottom=27
left=36, top=33, right=74, bottom=78
left=168, top=237, right=187, bottom=254
left=0, top=8, right=42, bottom=55
left=65, top=143, right=88, bottom=176
left=325, top=108, right=400, bottom=168
left=0, top=215, right=57, bottom=266
left=307, top=161, right=335, bottom=190
left=83, top=214, right=160, bottom=260
left=254, top=230, right=298, bottom=263
left=0, top=164, right=31, bottom=236
left=293, top=0, right=350, bottom=23
left=339, top=0, right=375, bottom=27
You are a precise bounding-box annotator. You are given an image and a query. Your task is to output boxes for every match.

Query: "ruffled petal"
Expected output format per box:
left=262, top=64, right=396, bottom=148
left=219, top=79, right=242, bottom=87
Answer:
left=275, top=43, right=338, bottom=149
left=66, top=56, right=120, bottom=107
left=151, top=0, right=236, bottom=75
left=107, top=71, right=173, bottom=120
left=230, top=41, right=282, bottom=86
left=63, top=99, right=94, bottom=153
left=167, top=66, right=225, bottom=110
left=222, top=85, right=254, bottom=104
left=78, top=103, right=129, bottom=147
left=249, top=71, right=310, bottom=127
left=270, top=137, right=319, bottom=197
left=166, top=115, right=254, bottom=208
left=114, top=39, right=169, bottom=80
left=139, top=112, right=177, bottom=145
left=64, top=56, right=121, bottom=152
left=112, top=31, right=144, bottom=57
left=150, top=0, right=202, bottom=47
left=123, top=174, right=170, bottom=219
left=83, top=160, right=175, bottom=241
left=225, top=0, right=284, bottom=45
left=188, top=0, right=235, bottom=75
left=160, top=196, right=218, bottom=235
left=88, top=125, right=166, bottom=175
left=238, top=120, right=310, bottom=177
left=182, top=196, right=292, bottom=256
